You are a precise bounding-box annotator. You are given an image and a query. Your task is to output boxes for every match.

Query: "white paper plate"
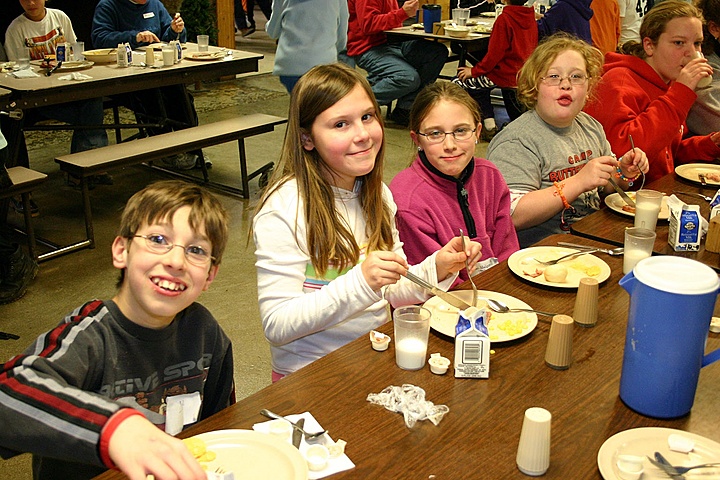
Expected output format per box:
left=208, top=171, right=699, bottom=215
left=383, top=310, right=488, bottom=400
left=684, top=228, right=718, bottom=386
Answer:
left=598, top=427, right=720, bottom=479
left=424, top=289, right=538, bottom=342
left=604, top=192, right=670, bottom=220
left=184, top=51, right=225, bottom=61
left=56, top=60, right=94, bottom=71
left=507, top=246, right=611, bottom=288
left=675, top=164, right=720, bottom=185
left=190, top=429, right=308, bottom=479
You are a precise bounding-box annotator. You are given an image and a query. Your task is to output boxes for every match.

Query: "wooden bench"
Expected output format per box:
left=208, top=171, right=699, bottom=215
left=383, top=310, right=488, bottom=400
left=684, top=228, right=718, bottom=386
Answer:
left=54, top=114, right=287, bottom=258
left=1, top=167, right=48, bottom=261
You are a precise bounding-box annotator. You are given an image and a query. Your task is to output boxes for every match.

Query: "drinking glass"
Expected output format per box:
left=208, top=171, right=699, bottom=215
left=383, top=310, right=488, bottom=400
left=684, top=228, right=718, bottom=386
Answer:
left=197, top=34, right=209, bottom=52
left=393, top=306, right=431, bottom=370
left=623, top=227, right=656, bottom=274
left=634, top=190, right=663, bottom=231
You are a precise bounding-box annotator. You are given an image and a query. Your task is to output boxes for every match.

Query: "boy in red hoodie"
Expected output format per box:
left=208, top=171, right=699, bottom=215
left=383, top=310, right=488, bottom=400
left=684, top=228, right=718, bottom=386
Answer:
left=453, top=0, right=538, bottom=141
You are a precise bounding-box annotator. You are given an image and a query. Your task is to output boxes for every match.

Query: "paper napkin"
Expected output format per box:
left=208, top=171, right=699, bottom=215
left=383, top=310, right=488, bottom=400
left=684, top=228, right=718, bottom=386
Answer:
left=10, top=69, right=40, bottom=78
left=57, top=72, right=93, bottom=81
left=253, top=411, right=354, bottom=479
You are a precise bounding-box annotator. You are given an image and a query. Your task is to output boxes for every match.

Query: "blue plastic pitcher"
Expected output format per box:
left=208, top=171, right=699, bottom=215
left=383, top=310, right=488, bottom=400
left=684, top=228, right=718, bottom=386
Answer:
left=619, top=256, right=720, bottom=418
left=422, top=4, right=442, bottom=34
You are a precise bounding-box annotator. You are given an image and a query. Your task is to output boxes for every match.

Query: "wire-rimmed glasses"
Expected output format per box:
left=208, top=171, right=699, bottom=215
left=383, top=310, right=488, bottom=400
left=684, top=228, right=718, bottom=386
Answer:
left=130, top=234, right=214, bottom=266
left=416, top=127, right=477, bottom=144
left=540, top=73, right=589, bottom=86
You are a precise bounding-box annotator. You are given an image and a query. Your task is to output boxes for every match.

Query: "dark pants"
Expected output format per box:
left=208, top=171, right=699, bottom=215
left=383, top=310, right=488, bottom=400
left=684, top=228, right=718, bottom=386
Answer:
left=235, top=0, right=271, bottom=28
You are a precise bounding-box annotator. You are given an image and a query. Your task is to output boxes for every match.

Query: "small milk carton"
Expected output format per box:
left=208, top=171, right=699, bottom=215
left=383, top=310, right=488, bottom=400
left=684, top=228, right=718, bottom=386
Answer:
left=668, top=201, right=701, bottom=251
left=454, top=307, right=490, bottom=378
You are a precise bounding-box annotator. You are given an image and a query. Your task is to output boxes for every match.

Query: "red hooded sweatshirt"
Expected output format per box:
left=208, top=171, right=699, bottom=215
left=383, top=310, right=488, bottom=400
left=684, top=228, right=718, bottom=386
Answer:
left=471, top=5, right=538, bottom=88
left=585, top=52, right=720, bottom=184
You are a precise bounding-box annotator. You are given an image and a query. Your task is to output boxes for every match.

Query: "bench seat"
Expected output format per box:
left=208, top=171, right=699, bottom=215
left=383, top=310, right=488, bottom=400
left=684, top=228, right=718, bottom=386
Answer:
left=1, top=167, right=48, bottom=261
left=53, top=114, right=287, bottom=260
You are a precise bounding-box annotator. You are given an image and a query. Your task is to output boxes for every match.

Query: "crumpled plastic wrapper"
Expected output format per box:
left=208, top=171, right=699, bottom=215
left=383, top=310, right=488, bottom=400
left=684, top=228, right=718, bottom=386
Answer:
left=367, top=384, right=449, bottom=428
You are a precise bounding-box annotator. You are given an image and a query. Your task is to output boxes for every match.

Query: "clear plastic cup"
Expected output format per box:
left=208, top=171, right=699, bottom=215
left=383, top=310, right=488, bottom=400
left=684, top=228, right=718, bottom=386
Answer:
left=623, top=227, right=656, bottom=274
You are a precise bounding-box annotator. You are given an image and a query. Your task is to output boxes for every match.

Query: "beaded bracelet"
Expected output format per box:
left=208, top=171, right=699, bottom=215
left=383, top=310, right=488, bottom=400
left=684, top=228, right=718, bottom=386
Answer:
left=553, top=181, right=572, bottom=209
left=612, top=154, right=641, bottom=186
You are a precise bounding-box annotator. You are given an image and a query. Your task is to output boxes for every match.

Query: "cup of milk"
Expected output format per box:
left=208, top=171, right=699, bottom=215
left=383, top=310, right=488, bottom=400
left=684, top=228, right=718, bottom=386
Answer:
left=393, top=306, right=431, bottom=370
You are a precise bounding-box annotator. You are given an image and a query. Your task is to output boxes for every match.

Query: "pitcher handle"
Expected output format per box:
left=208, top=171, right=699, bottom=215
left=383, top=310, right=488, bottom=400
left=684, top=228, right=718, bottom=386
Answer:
left=702, top=348, right=720, bottom=367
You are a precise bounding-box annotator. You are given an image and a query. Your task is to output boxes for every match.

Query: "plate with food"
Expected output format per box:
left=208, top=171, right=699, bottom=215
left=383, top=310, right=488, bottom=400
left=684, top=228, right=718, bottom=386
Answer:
left=473, top=25, right=493, bottom=33
left=55, top=60, right=94, bottom=71
left=479, top=11, right=496, bottom=16
left=605, top=192, right=670, bottom=220
left=675, top=164, right=720, bottom=185
left=507, top=246, right=611, bottom=288
left=424, top=289, right=538, bottom=342
left=184, top=51, right=225, bottom=61
left=184, top=429, right=307, bottom=479
left=597, top=427, right=720, bottom=479
left=82, top=48, right=116, bottom=63
left=148, top=42, right=188, bottom=50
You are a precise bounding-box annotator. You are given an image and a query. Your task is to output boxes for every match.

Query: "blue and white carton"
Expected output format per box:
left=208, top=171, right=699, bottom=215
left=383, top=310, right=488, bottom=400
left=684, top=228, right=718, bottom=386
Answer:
left=454, top=307, right=490, bottom=378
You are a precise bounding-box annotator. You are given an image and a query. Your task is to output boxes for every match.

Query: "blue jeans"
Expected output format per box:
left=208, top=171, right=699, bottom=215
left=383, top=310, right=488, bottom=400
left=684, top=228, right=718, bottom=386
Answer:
left=38, top=98, right=108, bottom=153
left=279, top=76, right=301, bottom=94
left=355, top=40, right=448, bottom=111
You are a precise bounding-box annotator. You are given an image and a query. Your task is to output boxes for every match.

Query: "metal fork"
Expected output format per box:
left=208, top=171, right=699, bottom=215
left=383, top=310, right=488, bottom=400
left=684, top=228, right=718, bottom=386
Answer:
left=649, top=452, right=720, bottom=476
left=459, top=228, right=478, bottom=306
left=534, top=249, right=598, bottom=266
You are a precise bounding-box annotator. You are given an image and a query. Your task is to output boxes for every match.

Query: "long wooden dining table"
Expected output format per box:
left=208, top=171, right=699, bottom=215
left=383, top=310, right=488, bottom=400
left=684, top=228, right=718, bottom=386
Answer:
left=95, top=233, right=720, bottom=479
left=571, top=172, right=720, bottom=271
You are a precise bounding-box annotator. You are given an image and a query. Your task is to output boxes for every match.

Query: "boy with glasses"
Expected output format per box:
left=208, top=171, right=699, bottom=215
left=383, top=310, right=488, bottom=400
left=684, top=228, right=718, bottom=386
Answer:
left=0, top=180, right=234, bottom=480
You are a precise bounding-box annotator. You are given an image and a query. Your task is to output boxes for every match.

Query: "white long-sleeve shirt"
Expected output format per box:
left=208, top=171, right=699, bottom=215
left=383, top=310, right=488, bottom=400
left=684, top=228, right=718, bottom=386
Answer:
left=253, top=179, right=455, bottom=375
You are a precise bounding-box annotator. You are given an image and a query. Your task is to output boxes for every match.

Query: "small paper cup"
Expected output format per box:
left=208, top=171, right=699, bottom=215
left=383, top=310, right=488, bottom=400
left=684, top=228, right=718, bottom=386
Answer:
left=369, top=330, right=391, bottom=351
left=305, top=444, right=330, bottom=471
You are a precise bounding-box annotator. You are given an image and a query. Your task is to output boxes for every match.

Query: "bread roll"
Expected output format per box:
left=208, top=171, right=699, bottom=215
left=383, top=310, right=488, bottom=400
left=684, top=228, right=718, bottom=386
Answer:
left=543, top=264, right=568, bottom=283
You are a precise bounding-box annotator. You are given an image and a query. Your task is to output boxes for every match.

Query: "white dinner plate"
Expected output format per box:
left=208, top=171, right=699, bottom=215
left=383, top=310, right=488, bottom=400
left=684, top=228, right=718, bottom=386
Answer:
left=507, top=246, right=611, bottom=288
left=604, top=192, right=670, bottom=220
left=424, top=289, right=538, bottom=342
left=675, top=164, right=720, bottom=185
left=56, top=60, right=94, bottom=71
left=148, top=42, right=188, bottom=50
left=480, top=11, right=496, bottom=16
left=597, top=427, right=720, bottom=479
left=190, top=429, right=308, bottom=479
left=184, top=51, right=225, bottom=61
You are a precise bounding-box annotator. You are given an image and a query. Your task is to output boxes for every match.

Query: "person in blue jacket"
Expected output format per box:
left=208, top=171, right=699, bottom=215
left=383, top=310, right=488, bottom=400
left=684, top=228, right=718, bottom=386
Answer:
left=91, top=0, right=202, bottom=170
left=537, top=0, right=594, bottom=44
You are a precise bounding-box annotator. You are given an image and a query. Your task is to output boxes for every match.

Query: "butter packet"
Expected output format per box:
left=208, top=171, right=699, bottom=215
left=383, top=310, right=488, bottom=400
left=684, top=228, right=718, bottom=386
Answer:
left=454, top=307, right=490, bottom=378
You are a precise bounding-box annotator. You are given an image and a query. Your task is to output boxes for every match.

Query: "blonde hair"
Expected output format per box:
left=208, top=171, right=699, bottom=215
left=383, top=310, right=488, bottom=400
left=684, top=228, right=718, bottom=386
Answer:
left=620, top=0, right=704, bottom=58
left=517, top=33, right=604, bottom=110
left=254, top=63, right=394, bottom=275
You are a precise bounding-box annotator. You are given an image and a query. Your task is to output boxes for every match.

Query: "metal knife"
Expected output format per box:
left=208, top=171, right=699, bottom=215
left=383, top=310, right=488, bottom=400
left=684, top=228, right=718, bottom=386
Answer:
left=607, top=176, right=636, bottom=207
left=292, top=417, right=304, bottom=449
left=405, top=271, right=474, bottom=310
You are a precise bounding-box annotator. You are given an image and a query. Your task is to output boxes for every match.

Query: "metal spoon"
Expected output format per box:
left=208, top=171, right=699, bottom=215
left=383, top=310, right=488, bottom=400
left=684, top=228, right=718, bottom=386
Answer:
left=259, top=409, right=327, bottom=440
left=483, top=297, right=559, bottom=317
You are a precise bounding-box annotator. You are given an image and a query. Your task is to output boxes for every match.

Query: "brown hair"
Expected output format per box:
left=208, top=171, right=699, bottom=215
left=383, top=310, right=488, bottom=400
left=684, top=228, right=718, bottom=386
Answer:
left=117, top=180, right=229, bottom=285
left=517, top=33, right=604, bottom=110
left=620, top=0, right=704, bottom=57
left=408, top=81, right=481, bottom=161
left=253, top=63, right=393, bottom=275
left=696, top=0, right=720, bottom=55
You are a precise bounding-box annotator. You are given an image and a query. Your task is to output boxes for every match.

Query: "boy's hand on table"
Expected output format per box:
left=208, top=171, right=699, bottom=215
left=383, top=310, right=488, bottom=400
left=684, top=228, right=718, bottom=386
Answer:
left=108, top=414, right=207, bottom=480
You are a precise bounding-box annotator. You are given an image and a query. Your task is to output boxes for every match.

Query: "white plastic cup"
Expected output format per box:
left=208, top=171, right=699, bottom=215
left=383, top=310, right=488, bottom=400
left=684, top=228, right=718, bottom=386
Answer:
left=516, top=407, right=551, bottom=476
left=696, top=51, right=713, bottom=89
left=393, top=306, right=431, bottom=370
left=197, top=34, right=209, bottom=52
left=633, top=189, right=663, bottom=231
left=623, top=227, right=656, bottom=274
left=145, top=46, right=155, bottom=66
left=162, top=47, right=175, bottom=67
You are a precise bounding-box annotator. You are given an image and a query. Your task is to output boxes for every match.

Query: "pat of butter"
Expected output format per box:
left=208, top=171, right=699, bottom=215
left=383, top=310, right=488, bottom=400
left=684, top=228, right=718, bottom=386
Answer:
left=668, top=433, right=695, bottom=453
